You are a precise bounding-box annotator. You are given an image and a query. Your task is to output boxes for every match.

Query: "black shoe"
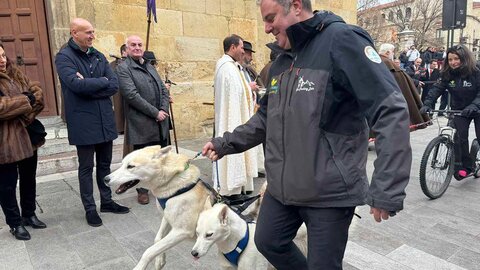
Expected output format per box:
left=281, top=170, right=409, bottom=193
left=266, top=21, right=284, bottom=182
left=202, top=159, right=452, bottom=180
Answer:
left=86, top=210, right=103, bottom=227
left=100, top=202, right=130, bottom=214
left=22, top=216, right=47, bottom=229
left=10, top=225, right=31, bottom=240
left=257, top=172, right=266, bottom=178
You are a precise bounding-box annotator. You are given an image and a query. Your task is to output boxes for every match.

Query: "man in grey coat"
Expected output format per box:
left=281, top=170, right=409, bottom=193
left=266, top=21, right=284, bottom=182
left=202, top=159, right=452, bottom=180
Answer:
left=116, top=35, right=171, bottom=205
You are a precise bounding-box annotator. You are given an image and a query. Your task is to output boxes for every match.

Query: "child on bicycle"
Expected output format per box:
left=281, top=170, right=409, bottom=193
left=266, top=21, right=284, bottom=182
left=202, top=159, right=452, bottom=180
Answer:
left=420, top=44, right=480, bottom=180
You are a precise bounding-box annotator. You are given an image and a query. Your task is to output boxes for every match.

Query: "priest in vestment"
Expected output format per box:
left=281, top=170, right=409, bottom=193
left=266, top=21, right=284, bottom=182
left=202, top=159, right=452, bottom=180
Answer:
left=213, top=35, right=258, bottom=196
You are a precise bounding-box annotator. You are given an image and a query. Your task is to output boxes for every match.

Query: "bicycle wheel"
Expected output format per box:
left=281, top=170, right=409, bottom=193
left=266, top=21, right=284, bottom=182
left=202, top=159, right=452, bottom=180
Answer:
left=470, top=139, right=480, bottom=178
left=419, top=136, right=454, bottom=199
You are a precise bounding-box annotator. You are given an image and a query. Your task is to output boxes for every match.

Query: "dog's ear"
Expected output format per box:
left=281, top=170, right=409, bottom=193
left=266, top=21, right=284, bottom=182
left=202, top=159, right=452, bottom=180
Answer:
left=152, top=146, right=172, bottom=159
left=203, top=196, right=213, bottom=210
left=219, top=205, right=228, bottom=225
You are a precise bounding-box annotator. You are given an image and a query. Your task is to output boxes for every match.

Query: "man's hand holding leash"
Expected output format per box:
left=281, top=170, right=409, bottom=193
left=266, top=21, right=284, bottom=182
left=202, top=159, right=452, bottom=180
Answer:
left=202, top=142, right=219, bottom=161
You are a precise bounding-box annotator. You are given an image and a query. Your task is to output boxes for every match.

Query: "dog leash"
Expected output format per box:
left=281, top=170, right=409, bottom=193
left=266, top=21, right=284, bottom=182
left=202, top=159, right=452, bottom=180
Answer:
left=215, top=160, right=221, bottom=194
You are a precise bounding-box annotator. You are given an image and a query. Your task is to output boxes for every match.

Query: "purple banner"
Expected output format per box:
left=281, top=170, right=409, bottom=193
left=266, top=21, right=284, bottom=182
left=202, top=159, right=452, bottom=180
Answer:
left=147, top=0, right=157, bottom=23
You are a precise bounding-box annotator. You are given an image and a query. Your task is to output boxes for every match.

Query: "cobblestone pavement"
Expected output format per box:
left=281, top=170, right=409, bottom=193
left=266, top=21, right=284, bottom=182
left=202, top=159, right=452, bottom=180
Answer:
left=1, top=120, right=480, bottom=270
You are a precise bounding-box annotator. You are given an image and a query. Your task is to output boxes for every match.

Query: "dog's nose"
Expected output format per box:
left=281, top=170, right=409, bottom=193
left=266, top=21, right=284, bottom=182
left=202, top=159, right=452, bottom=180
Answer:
left=104, top=176, right=110, bottom=185
left=191, top=250, right=199, bottom=257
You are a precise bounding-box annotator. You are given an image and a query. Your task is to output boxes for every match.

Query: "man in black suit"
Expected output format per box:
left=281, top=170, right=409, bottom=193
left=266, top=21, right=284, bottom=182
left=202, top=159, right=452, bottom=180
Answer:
left=421, top=60, right=445, bottom=111
left=406, top=57, right=426, bottom=94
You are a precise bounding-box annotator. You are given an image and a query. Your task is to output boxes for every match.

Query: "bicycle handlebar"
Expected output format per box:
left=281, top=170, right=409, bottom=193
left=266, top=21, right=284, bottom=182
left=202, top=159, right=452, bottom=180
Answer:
left=430, top=110, right=462, bottom=114
left=429, top=110, right=480, bottom=118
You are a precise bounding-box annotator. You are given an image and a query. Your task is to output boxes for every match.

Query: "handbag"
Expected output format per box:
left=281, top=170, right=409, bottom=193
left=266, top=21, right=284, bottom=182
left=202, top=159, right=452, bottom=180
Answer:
left=0, top=89, right=46, bottom=144
left=26, top=119, right=47, bottom=146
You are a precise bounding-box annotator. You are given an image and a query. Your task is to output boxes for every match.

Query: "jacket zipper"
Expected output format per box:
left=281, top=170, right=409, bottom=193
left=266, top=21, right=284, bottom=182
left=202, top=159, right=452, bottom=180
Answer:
left=288, top=68, right=301, bottom=107
left=280, top=55, right=296, bottom=203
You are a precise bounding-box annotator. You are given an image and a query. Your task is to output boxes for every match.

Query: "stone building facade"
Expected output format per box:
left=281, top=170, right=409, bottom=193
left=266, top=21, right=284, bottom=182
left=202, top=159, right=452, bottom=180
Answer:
left=358, top=0, right=480, bottom=56
left=20, top=0, right=357, bottom=139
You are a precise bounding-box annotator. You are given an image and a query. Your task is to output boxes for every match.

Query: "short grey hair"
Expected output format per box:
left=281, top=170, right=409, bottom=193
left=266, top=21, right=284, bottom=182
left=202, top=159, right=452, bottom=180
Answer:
left=257, top=0, right=312, bottom=13
left=378, top=43, right=395, bottom=55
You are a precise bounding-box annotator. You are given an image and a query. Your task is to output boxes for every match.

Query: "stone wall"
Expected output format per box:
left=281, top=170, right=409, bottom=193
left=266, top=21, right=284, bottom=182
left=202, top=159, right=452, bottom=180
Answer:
left=45, top=0, right=357, bottom=139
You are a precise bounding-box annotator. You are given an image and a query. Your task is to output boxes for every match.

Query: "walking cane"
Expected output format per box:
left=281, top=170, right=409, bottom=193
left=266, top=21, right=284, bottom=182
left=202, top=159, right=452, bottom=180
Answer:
left=169, top=99, right=179, bottom=154
left=165, top=70, right=179, bottom=153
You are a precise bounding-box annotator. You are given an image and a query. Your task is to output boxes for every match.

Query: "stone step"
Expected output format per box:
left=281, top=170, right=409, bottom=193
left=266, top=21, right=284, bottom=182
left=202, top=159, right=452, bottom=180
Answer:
left=38, top=115, right=63, bottom=127
left=38, top=136, right=125, bottom=157
left=36, top=162, right=122, bottom=184
left=37, top=144, right=124, bottom=177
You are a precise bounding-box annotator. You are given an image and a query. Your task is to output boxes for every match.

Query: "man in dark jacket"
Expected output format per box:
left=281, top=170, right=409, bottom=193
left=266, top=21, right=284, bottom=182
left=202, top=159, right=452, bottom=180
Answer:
left=55, top=18, right=129, bottom=227
left=202, top=1, right=411, bottom=269
left=116, top=35, right=171, bottom=205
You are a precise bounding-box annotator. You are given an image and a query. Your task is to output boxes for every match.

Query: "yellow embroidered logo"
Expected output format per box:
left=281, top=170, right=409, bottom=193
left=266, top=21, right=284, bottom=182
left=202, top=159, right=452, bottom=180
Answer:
left=271, top=78, right=277, bottom=86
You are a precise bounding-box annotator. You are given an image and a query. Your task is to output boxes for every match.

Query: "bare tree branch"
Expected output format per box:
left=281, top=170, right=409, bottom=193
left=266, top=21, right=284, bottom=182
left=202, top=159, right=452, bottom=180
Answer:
left=358, top=0, right=380, bottom=11
left=358, top=0, right=443, bottom=49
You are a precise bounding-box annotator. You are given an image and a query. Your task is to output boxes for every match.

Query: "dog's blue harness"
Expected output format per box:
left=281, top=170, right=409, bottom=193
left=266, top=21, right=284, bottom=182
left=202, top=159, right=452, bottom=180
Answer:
left=223, top=222, right=249, bottom=266
left=156, top=181, right=198, bottom=209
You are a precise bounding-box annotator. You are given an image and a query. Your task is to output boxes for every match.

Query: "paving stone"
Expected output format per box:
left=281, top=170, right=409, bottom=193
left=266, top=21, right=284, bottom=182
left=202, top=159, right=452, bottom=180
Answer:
left=0, top=246, right=33, bottom=270
left=353, top=217, right=461, bottom=260
left=25, top=225, right=84, bottom=270
left=386, top=244, right=467, bottom=270
left=0, top=227, right=26, bottom=252
left=59, top=207, right=100, bottom=236
left=69, top=227, right=127, bottom=267
left=102, top=212, right=147, bottom=239
left=410, top=206, right=480, bottom=236
left=117, top=230, right=157, bottom=262
left=344, top=241, right=412, bottom=270
left=425, top=223, right=480, bottom=254
left=447, top=247, right=480, bottom=270
left=128, top=199, right=163, bottom=233
left=85, top=256, right=137, bottom=270
left=36, top=178, right=73, bottom=194
left=348, top=223, right=403, bottom=255
left=36, top=190, right=83, bottom=212
left=343, top=263, right=361, bottom=270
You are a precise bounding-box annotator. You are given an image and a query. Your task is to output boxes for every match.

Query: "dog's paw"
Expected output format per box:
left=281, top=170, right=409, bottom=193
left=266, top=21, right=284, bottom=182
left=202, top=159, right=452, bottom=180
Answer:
left=154, top=254, right=166, bottom=270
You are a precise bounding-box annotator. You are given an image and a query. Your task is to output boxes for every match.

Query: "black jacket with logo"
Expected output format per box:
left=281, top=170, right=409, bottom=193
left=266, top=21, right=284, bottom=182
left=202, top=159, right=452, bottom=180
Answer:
left=212, top=12, right=411, bottom=211
left=425, top=69, right=480, bottom=110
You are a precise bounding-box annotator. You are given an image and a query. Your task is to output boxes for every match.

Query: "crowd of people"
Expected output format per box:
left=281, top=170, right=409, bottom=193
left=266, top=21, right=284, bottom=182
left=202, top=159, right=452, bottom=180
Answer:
left=1, top=0, right=480, bottom=269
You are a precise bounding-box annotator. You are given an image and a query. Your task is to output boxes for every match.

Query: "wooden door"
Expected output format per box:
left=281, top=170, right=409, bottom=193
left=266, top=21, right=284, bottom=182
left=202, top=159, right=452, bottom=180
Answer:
left=0, top=0, right=57, bottom=116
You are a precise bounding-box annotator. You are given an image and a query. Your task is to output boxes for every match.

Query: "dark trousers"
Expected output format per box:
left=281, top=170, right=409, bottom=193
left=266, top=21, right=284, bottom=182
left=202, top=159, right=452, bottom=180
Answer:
left=76, top=141, right=113, bottom=212
left=453, top=115, right=480, bottom=171
left=255, top=191, right=355, bottom=270
left=18, top=150, right=38, bottom=218
left=134, top=140, right=168, bottom=193
left=0, top=162, right=22, bottom=228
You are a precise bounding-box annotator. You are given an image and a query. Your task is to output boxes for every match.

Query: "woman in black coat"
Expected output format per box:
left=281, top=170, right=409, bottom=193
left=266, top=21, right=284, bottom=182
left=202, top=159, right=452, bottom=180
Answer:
left=420, top=45, right=480, bottom=180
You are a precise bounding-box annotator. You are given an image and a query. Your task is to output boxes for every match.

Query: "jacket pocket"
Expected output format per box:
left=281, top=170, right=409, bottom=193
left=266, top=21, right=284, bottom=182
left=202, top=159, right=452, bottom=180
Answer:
left=323, top=130, right=366, bottom=192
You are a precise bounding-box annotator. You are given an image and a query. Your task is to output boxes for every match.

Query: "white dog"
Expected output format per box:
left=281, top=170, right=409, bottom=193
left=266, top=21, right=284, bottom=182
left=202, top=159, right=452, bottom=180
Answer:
left=191, top=201, right=308, bottom=270
left=104, top=145, right=215, bottom=270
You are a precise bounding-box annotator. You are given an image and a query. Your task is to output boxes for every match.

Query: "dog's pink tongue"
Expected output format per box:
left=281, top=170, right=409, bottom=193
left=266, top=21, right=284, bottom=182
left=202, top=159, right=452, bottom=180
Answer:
left=193, top=256, right=199, bottom=261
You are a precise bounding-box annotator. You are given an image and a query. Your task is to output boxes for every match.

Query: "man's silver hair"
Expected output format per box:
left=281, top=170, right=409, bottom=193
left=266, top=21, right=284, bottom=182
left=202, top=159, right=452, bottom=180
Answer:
left=378, top=43, right=395, bottom=55
left=257, top=0, right=312, bottom=13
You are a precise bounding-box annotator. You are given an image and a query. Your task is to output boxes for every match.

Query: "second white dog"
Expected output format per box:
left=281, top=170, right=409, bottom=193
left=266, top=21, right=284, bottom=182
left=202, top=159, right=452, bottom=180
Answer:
left=191, top=202, right=307, bottom=269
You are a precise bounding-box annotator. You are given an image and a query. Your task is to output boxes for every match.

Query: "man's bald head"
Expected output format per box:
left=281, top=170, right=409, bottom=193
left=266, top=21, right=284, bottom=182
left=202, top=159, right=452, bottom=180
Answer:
left=70, top=18, right=92, bottom=32
left=125, top=35, right=144, bottom=60
left=70, top=18, right=95, bottom=51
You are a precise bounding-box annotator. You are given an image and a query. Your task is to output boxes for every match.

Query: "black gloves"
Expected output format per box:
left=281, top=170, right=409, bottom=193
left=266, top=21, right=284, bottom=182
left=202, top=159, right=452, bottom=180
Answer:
left=462, top=104, right=479, bottom=117
left=22, top=92, right=35, bottom=106
left=419, top=105, right=432, bottom=114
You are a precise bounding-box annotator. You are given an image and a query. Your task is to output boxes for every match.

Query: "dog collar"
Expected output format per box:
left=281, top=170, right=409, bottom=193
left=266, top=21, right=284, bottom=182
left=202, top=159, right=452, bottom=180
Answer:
left=223, top=222, right=249, bottom=266
left=157, top=180, right=199, bottom=209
